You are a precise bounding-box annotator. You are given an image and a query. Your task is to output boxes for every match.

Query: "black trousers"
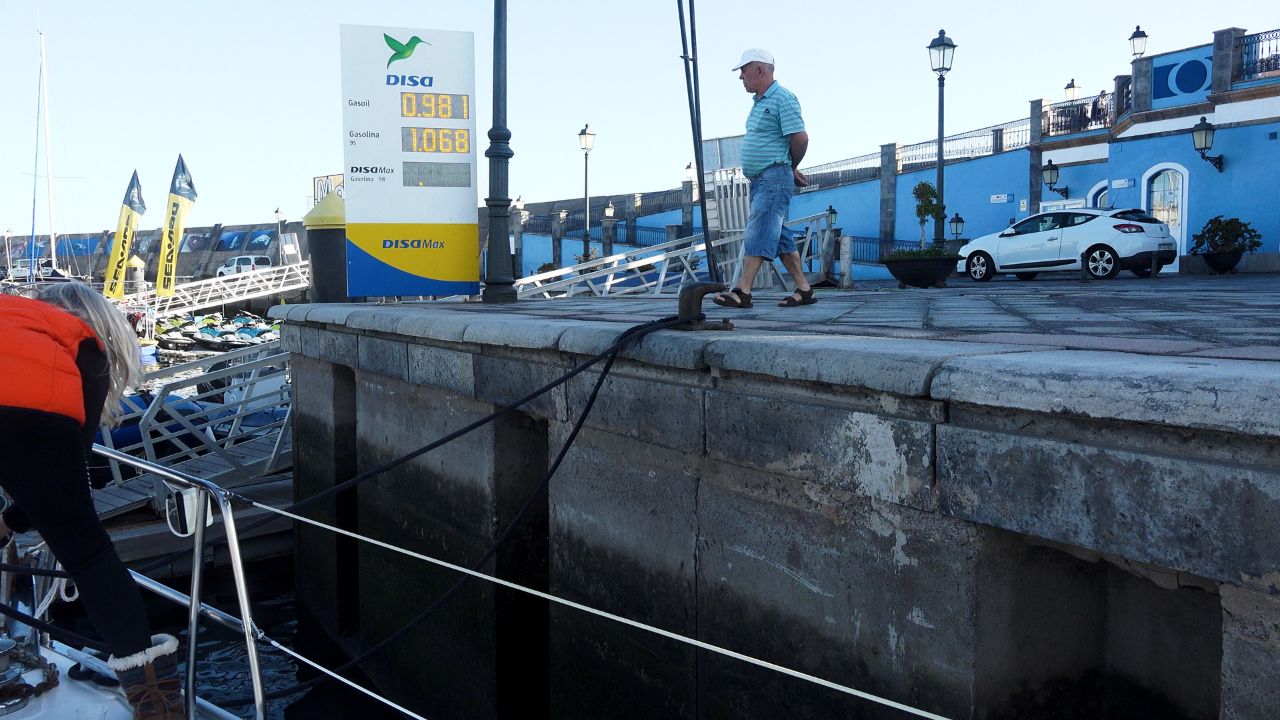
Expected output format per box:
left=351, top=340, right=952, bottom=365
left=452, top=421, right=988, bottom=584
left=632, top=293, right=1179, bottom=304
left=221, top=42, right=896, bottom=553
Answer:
left=0, top=409, right=152, bottom=658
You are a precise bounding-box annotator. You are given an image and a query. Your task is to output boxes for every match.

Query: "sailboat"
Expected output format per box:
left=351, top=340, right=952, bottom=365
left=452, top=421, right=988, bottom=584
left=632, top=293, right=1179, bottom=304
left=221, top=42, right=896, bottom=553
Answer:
left=4, top=30, right=81, bottom=285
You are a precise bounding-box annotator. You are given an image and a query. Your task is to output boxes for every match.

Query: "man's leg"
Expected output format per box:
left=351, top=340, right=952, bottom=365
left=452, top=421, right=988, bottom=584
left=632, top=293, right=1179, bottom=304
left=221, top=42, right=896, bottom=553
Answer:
left=736, top=255, right=766, bottom=293
left=778, top=251, right=811, bottom=301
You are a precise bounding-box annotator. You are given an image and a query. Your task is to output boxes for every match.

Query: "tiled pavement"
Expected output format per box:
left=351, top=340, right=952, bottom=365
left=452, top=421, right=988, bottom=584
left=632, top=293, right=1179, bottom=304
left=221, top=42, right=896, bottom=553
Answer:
left=437, top=274, right=1280, bottom=361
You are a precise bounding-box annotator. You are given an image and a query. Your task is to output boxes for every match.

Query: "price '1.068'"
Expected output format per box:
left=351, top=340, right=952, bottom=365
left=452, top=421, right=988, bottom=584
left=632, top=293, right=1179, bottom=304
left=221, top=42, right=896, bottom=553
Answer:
left=401, top=127, right=471, bottom=154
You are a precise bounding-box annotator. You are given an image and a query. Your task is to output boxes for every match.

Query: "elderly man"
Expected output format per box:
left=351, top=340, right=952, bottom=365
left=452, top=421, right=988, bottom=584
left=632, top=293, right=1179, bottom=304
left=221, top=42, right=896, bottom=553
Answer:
left=713, top=48, right=813, bottom=309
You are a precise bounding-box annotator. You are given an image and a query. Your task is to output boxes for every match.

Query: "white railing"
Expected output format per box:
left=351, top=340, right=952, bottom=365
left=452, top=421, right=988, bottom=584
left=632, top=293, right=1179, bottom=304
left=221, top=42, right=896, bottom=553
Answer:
left=514, top=209, right=839, bottom=299
left=96, top=342, right=292, bottom=489
left=120, top=261, right=311, bottom=319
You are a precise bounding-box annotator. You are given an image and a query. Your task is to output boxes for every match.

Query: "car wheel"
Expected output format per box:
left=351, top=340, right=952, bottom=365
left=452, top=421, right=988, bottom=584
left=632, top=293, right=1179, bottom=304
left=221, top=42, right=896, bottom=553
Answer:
left=967, top=252, right=994, bottom=282
left=1085, top=245, right=1120, bottom=279
left=1015, top=272, right=1039, bottom=281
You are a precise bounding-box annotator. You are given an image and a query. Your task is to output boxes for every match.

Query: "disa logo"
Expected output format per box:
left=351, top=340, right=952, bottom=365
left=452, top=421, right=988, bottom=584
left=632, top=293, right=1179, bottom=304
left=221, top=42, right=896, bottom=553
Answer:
left=384, top=34, right=429, bottom=68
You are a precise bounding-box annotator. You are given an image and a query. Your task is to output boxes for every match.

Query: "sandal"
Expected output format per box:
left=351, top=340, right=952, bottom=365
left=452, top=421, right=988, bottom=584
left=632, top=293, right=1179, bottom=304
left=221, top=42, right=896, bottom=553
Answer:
left=712, top=287, right=753, bottom=309
left=778, top=288, right=817, bottom=307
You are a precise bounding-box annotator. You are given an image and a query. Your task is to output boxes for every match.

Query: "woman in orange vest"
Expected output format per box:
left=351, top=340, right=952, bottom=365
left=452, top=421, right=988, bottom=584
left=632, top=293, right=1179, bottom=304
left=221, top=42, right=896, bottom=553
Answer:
left=0, top=282, right=184, bottom=719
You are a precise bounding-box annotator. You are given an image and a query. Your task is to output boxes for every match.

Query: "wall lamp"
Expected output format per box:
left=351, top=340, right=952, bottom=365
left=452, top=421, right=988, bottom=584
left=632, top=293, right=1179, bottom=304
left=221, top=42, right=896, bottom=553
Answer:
left=1041, top=160, right=1069, bottom=198
left=949, top=213, right=965, bottom=239
left=1191, top=116, right=1224, bottom=172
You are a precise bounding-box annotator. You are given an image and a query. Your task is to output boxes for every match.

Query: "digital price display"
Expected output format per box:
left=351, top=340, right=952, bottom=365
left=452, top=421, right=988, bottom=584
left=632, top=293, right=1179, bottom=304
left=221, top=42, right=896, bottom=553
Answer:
left=400, top=127, right=471, bottom=154
left=400, top=92, right=470, bottom=119
left=341, top=25, right=479, bottom=297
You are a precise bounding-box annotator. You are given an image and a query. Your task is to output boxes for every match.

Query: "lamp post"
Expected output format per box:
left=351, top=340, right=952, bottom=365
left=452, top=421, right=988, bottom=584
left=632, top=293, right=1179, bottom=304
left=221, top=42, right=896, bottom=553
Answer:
left=1191, top=116, right=1225, bottom=172
left=511, top=195, right=526, bottom=278
left=482, top=0, right=517, bottom=303
left=273, top=207, right=286, bottom=237
left=1064, top=78, right=1079, bottom=102
left=603, top=202, right=616, bottom=257
left=1129, top=26, right=1149, bottom=59
left=578, top=123, right=595, bottom=261
left=927, top=29, right=956, bottom=249
left=2, top=228, right=11, bottom=275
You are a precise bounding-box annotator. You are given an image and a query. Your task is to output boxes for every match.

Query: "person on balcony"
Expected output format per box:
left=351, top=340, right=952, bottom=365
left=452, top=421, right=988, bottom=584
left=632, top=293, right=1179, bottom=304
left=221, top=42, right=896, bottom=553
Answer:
left=713, top=48, right=816, bottom=309
left=0, top=282, right=185, bottom=719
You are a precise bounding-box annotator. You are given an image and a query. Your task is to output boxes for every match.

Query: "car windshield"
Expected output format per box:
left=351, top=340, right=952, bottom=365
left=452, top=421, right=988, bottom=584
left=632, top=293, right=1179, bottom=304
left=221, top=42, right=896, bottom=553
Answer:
left=1112, top=209, right=1160, bottom=223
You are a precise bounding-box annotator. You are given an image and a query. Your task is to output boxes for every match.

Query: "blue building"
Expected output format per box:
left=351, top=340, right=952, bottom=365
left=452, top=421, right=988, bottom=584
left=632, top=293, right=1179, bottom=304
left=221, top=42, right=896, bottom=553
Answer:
left=782, top=25, right=1280, bottom=274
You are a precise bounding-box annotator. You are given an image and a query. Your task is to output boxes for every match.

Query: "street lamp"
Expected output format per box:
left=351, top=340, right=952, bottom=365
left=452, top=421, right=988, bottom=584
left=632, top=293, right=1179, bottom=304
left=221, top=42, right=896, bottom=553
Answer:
left=927, top=29, right=956, bottom=248
left=949, top=213, right=965, bottom=240
left=578, top=123, right=595, bottom=260
left=1129, top=26, right=1148, bottom=59
left=273, top=207, right=286, bottom=235
left=1191, top=116, right=1225, bottom=172
left=604, top=202, right=615, bottom=219
left=1064, top=78, right=1079, bottom=102
left=482, top=0, right=517, bottom=303
left=1042, top=160, right=1070, bottom=198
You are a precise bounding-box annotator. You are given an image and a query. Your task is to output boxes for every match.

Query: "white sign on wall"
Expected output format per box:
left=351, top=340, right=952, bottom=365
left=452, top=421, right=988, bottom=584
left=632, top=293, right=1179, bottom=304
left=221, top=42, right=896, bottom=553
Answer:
left=990, top=193, right=1011, bottom=204
left=340, top=24, right=479, bottom=296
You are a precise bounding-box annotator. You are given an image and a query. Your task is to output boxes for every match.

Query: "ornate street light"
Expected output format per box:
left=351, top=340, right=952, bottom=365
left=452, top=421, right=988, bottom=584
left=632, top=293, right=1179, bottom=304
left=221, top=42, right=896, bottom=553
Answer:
left=927, top=29, right=956, bottom=248
left=1064, top=78, right=1079, bottom=102
left=949, top=213, right=965, bottom=240
left=482, top=0, right=516, bottom=303
left=1042, top=160, right=1070, bottom=198
left=1191, top=116, right=1225, bottom=172
left=604, top=202, right=615, bottom=219
left=1129, top=26, right=1148, bottom=59
left=578, top=123, right=596, bottom=260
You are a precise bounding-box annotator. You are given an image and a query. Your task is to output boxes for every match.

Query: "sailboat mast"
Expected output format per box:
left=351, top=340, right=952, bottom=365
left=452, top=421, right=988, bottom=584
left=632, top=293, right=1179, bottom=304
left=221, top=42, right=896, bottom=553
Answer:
left=39, top=31, right=59, bottom=273
left=27, top=32, right=43, bottom=281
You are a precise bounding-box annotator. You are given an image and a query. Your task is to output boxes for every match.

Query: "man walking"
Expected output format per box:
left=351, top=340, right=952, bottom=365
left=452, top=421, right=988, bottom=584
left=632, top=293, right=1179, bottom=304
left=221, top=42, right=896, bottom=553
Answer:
left=713, top=48, right=814, bottom=309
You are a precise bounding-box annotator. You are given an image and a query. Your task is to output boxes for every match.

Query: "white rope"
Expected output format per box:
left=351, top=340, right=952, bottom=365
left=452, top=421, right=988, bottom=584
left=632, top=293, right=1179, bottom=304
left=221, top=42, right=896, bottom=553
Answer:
left=249, top=500, right=952, bottom=720
left=260, top=636, right=430, bottom=720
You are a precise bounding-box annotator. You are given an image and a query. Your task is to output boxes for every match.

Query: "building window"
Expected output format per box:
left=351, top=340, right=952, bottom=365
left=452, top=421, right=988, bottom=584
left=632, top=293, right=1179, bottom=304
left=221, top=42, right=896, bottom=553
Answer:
left=1092, top=188, right=1109, bottom=208
left=1147, top=170, right=1182, bottom=229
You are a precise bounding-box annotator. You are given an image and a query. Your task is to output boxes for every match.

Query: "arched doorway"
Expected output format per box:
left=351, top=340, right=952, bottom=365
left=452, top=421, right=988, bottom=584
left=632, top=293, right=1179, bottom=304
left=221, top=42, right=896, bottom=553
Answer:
left=1142, top=164, right=1189, bottom=272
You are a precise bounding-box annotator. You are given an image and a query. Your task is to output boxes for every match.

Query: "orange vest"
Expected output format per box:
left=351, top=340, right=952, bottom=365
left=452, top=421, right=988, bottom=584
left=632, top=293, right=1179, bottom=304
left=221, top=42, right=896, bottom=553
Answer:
left=0, top=294, right=103, bottom=424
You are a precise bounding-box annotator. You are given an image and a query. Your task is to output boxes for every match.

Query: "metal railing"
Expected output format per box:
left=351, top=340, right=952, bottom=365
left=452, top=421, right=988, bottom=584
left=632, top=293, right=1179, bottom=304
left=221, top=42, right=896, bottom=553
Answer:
left=1237, top=28, right=1280, bottom=82
left=843, top=237, right=924, bottom=264
left=1042, top=95, right=1113, bottom=138
left=1116, top=76, right=1133, bottom=119
left=514, top=209, right=839, bottom=299
left=95, top=343, right=292, bottom=494
left=896, top=117, right=1031, bottom=171
left=799, top=152, right=880, bottom=191
left=120, top=261, right=311, bottom=320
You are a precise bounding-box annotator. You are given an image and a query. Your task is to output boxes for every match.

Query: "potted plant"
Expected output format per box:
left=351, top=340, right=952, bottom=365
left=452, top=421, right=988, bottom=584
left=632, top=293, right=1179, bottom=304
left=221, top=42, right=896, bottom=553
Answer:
left=1189, top=215, right=1263, bottom=274
left=881, top=181, right=960, bottom=288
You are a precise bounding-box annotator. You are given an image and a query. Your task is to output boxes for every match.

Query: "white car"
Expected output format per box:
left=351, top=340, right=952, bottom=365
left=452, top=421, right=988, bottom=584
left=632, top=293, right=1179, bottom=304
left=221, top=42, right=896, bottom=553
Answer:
left=216, top=255, right=273, bottom=277
left=958, top=208, right=1176, bottom=281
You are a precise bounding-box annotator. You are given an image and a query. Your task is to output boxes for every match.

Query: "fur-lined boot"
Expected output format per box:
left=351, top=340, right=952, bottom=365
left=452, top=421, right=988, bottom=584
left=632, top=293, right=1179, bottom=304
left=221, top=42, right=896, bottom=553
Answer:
left=108, top=633, right=185, bottom=719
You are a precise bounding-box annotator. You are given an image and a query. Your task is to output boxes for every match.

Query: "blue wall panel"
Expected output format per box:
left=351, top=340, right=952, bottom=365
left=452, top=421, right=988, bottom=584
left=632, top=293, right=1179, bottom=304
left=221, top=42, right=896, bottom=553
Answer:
left=789, top=180, right=880, bottom=238
left=941, top=150, right=1031, bottom=239
left=1046, top=160, right=1108, bottom=209
left=1150, top=45, right=1213, bottom=111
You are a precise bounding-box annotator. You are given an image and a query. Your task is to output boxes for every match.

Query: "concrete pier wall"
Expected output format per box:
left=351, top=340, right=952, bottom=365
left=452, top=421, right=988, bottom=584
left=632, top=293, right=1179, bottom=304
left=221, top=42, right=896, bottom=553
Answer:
left=274, top=303, right=1280, bottom=720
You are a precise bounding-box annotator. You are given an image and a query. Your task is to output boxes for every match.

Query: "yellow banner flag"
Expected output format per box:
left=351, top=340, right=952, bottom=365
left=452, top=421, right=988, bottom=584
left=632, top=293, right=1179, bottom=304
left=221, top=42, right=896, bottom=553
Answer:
left=155, top=155, right=197, bottom=297
left=102, top=171, right=146, bottom=299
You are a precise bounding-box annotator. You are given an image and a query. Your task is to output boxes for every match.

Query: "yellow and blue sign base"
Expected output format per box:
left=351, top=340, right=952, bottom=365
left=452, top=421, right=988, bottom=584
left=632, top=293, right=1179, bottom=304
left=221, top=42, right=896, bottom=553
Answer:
left=345, top=222, right=480, bottom=296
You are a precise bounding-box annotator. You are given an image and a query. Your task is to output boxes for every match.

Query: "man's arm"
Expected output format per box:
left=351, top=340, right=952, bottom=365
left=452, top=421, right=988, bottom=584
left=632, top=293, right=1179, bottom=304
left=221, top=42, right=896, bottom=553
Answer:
left=788, top=131, right=809, bottom=187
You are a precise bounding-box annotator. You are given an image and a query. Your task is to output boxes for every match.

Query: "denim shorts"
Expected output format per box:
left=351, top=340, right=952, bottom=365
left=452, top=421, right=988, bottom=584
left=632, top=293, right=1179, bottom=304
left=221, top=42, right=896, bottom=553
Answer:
left=743, top=164, right=797, bottom=261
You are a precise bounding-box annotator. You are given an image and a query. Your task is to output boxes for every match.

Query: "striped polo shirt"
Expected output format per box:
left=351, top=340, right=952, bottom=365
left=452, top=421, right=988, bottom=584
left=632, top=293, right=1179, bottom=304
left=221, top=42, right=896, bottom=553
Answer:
left=740, top=81, right=805, bottom=178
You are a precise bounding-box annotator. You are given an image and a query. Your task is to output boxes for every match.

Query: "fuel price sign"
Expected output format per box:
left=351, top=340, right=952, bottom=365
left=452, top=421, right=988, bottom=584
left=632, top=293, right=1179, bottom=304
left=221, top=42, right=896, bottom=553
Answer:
left=340, top=25, right=479, bottom=296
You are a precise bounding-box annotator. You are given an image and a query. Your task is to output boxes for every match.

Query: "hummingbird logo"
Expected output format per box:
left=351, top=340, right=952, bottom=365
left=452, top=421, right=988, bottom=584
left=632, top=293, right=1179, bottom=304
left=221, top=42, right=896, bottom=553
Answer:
left=385, top=34, right=429, bottom=68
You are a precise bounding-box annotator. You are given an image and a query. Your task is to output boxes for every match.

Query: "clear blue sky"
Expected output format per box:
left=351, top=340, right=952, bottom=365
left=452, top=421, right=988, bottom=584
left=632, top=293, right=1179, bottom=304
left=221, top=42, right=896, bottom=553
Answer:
left=0, top=0, right=1273, bottom=236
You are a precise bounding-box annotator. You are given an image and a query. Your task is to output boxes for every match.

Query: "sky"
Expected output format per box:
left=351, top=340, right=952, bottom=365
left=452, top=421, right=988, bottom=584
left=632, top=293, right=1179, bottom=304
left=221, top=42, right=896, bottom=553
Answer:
left=0, top=0, right=1274, bottom=237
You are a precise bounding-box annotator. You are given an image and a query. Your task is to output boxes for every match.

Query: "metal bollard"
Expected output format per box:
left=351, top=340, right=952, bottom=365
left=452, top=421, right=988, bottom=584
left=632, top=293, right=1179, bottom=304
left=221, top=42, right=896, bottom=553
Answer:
left=839, top=236, right=853, bottom=290
left=1079, top=251, right=1091, bottom=282
left=1149, top=250, right=1160, bottom=279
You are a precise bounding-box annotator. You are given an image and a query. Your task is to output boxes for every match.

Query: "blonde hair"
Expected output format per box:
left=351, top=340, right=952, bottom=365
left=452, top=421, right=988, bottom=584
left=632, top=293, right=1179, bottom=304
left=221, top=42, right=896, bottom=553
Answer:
left=38, top=282, right=141, bottom=426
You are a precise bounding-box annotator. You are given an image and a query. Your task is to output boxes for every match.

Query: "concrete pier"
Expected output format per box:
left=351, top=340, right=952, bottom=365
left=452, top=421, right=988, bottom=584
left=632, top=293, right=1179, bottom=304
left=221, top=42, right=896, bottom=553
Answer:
left=273, top=275, right=1280, bottom=720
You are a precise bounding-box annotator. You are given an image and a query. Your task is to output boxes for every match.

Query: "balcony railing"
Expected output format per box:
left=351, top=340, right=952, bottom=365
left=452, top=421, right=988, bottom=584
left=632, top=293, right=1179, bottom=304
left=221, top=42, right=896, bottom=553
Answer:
left=798, top=152, right=880, bottom=191
left=895, top=117, right=1030, bottom=172
left=1237, top=28, right=1280, bottom=82
left=1042, top=95, right=1113, bottom=138
left=1116, top=76, right=1133, bottom=119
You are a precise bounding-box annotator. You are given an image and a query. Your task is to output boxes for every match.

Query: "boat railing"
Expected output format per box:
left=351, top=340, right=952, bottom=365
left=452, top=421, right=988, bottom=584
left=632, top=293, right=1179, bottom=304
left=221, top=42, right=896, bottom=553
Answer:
left=96, top=342, right=292, bottom=498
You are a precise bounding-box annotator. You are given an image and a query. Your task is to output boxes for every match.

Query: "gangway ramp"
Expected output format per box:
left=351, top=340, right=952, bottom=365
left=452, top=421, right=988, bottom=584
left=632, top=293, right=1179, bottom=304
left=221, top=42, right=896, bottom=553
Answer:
left=121, top=261, right=311, bottom=319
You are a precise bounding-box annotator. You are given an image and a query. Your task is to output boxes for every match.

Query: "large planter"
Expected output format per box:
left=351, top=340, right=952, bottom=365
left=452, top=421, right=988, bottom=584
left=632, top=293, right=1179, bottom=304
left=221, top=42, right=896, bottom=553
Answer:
left=882, top=256, right=961, bottom=289
left=1200, top=249, right=1245, bottom=274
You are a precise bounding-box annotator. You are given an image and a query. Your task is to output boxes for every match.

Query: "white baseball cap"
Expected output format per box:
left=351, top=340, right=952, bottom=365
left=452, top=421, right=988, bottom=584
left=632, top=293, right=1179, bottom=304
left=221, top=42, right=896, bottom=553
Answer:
left=732, top=48, right=774, bottom=71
